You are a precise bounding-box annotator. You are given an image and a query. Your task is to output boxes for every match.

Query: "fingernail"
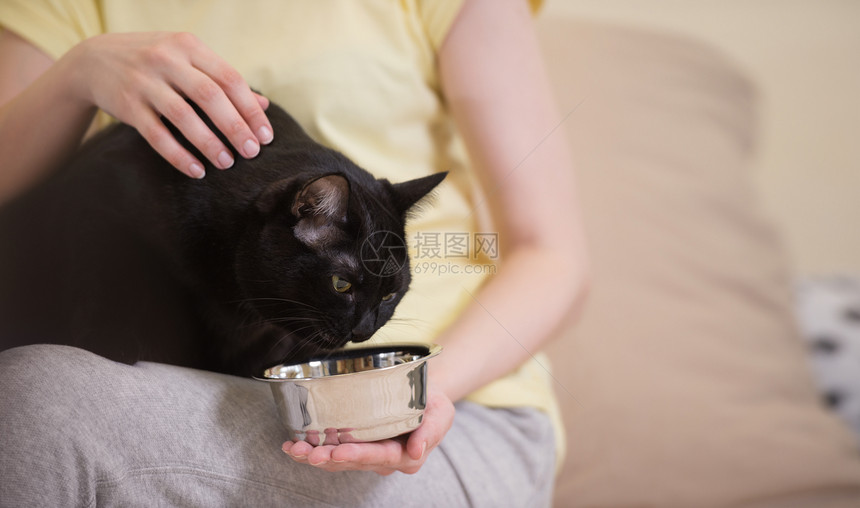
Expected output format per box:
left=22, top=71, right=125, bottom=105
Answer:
left=420, top=442, right=427, bottom=460
left=243, top=138, right=260, bottom=158
left=189, top=162, right=205, bottom=179
left=217, top=151, right=234, bottom=169
left=258, top=126, right=273, bottom=145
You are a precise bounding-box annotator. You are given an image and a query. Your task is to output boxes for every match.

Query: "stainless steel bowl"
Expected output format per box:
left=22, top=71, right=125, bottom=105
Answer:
left=255, top=343, right=441, bottom=444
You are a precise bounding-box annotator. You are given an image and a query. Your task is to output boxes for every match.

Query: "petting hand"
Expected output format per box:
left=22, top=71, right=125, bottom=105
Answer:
left=65, top=32, right=273, bottom=178
left=281, top=388, right=455, bottom=476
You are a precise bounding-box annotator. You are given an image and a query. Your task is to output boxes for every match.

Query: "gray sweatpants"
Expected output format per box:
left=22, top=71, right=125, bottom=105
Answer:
left=0, top=345, right=555, bottom=507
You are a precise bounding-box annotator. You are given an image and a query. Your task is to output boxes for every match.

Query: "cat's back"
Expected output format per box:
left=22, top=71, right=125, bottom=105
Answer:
left=0, top=123, right=203, bottom=363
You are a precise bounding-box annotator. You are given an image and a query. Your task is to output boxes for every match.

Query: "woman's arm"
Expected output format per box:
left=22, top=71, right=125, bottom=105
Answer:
left=0, top=30, right=273, bottom=205
left=431, top=0, right=589, bottom=402
left=281, top=0, right=589, bottom=475
left=0, top=30, right=95, bottom=204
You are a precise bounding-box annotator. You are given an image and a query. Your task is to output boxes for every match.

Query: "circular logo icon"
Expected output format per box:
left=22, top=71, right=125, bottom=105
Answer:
left=360, top=230, right=407, bottom=277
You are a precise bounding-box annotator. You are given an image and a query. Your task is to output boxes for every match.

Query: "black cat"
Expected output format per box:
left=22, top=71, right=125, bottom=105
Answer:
left=0, top=101, right=445, bottom=376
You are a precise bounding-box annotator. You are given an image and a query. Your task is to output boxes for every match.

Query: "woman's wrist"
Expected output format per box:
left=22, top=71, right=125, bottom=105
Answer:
left=427, top=352, right=469, bottom=403
left=57, top=39, right=101, bottom=117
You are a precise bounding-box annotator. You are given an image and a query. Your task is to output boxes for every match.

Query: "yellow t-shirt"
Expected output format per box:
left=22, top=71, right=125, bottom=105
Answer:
left=0, top=0, right=564, bottom=464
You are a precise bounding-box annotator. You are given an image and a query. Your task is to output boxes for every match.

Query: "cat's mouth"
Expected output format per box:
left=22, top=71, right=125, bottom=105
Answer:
left=317, top=331, right=351, bottom=350
left=281, top=326, right=351, bottom=359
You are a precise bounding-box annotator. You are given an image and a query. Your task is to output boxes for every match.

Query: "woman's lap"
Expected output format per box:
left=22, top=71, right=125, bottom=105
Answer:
left=0, top=344, right=555, bottom=507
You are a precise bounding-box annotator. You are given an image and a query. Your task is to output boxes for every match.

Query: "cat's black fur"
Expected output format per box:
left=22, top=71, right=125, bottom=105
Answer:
left=0, top=101, right=445, bottom=376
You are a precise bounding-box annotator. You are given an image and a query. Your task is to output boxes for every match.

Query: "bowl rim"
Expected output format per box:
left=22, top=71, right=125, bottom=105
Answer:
left=253, top=342, right=442, bottom=382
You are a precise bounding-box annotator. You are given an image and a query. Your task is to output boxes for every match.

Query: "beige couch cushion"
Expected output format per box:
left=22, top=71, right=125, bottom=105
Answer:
left=537, top=18, right=860, bottom=507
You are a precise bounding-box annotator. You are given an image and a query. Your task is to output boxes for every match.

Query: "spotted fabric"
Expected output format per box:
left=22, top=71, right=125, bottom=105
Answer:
left=797, top=276, right=860, bottom=438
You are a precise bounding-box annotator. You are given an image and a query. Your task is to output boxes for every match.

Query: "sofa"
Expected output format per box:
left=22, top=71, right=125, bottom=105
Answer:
left=535, top=4, right=860, bottom=507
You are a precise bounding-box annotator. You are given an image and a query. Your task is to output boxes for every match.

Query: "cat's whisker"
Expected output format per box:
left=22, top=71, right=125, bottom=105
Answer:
left=263, top=323, right=325, bottom=360
left=233, top=296, right=326, bottom=313
left=276, top=324, right=320, bottom=340
left=235, top=278, right=276, bottom=284
left=267, top=308, right=327, bottom=320
left=234, top=316, right=324, bottom=331
left=264, top=331, right=298, bottom=360
left=382, top=318, right=428, bottom=333
left=268, top=323, right=341, bottom=361
left=259, top=316, right=325, bottom=326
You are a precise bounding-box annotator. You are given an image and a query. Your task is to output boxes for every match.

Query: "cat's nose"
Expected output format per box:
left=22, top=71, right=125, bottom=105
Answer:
left=350, top=325, right=374, bottom=343
left=351, top=314, right=376, bottom=343
left=351, top=330, right=372, bottom=343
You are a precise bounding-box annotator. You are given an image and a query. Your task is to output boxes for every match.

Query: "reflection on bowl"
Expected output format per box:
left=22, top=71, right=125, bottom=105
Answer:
left=255, top=343, right=441, bottom=444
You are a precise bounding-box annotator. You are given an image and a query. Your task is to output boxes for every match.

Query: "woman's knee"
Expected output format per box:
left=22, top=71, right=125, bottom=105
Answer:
left=0, top=345, right=111, bottom=506
left=0, top=345, right=119, bottom=435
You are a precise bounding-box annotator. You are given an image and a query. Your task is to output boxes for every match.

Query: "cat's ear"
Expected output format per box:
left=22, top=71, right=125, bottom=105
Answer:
left=291, top=174, right=350, bottom=223
left=255, top=174, right=350, bottom=248
left=290, top=174, right=350, bottom=248
left=389, top=172, right=447, bottom=216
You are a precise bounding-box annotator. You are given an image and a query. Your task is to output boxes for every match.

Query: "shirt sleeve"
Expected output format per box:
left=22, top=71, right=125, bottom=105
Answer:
left=0, top=0, right=102, bottom=59
left=416, top=0, right=543, bottom=52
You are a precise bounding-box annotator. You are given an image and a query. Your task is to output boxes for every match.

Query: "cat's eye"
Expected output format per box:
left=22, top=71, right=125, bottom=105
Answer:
left=382, top=292, right=396, bottom=302
left=332, top=275, right=352, bottom=293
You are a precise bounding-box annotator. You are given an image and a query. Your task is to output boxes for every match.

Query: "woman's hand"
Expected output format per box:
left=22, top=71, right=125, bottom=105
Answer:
left=281, top=388, right=454, bottom=475
left=67, top=32, right=273, bottom=178
left=0, top=30, right=272, bottom=202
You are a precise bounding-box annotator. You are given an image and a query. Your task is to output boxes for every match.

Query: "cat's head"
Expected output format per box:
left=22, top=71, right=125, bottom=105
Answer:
left=234, top=151, right=445, bottom=370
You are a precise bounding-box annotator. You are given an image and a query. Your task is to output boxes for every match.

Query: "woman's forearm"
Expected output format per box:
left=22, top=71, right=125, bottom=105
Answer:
left=0, top=33, right=96, bottom=204
left=431, top=0, right=590, bottom=401
left=430, top=246, right=588, bottom=402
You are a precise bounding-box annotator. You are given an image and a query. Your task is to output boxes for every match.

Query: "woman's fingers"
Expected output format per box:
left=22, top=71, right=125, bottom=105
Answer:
left=168, top=67, right=259, bottom=161
left=183, top=34, right=273, bottom=147
left=284, top=440, right=314, bottom=459
left=134, top=106, right=205, bottom=179
left=283, top=437, right=422, bottom=475
left=254, top=93, right=270, bottom=111
left=78, top=32, right=273, bottom=178
left=329, top=440, right=403, bottom=467
left=280, top=392, right=455, bottom=475
left=148, top=82, right=234, bottom=171
left=406, top=391, right=454, bottom=461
